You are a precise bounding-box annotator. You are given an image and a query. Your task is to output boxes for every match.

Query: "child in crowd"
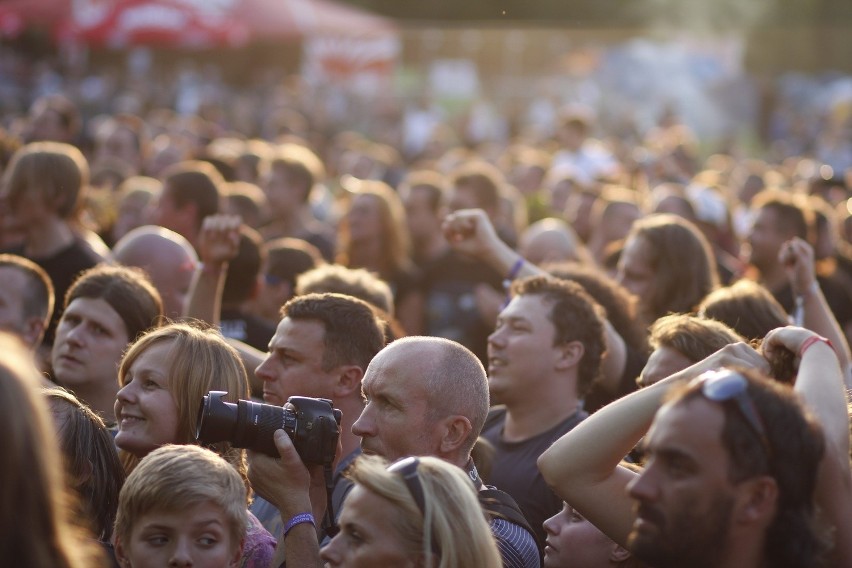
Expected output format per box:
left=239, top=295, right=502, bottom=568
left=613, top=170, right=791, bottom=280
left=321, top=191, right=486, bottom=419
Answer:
left=113, top=444, right=247, bottom=568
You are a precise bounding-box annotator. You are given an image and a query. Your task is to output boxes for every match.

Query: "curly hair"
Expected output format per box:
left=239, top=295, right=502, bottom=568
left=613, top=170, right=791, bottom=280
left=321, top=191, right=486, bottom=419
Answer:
left=510, top=275, right=607, bottom=395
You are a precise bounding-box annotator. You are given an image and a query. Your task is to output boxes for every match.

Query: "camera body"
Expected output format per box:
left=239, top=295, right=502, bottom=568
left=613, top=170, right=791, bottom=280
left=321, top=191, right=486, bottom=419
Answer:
left=195, top=391, right=341, bottom=466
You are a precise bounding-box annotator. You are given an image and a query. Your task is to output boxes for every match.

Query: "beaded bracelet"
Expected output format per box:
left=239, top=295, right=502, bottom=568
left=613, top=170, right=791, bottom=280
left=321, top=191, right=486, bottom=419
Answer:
left=799, top=335, right=833, bottom=358
left=283, top=513, right=316, bottom=538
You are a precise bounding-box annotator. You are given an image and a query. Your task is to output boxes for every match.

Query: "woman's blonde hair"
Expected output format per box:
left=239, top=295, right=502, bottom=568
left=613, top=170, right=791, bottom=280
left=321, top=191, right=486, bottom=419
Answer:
left=0, top=332, right=105, bottom=567
left=117, top=323, right=251, bottom=490
left=337, top=178, right=413, bottom=278
left=348, top=455, right=501, bottom=568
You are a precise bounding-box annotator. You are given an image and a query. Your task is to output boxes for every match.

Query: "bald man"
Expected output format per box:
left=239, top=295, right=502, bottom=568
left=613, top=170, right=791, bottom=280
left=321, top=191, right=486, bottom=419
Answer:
left=519, top=217, right=593, bottom=267
left=111, top=225, right=198, bottom=319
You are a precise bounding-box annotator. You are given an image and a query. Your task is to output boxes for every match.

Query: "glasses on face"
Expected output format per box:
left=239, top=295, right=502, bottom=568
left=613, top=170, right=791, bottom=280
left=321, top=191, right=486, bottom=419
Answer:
left=388, top=457, right=427, bottom=517
left=694, top=369, right=772, bottom=459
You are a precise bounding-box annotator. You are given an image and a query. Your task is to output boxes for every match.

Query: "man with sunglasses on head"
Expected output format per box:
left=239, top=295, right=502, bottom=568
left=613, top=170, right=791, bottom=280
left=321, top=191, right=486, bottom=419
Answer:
left=538, top=327, right=843, bottom=568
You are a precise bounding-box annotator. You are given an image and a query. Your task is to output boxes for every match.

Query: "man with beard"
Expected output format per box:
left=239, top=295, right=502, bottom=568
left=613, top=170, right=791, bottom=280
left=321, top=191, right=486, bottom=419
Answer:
left=538, top=332, right=829, bottom=568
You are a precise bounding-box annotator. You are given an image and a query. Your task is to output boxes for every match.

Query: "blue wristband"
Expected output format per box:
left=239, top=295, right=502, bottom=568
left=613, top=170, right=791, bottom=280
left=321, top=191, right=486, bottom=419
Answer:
left=283, top=513, right=316, bottom=538
left=503, top=258, right=525, bottom=290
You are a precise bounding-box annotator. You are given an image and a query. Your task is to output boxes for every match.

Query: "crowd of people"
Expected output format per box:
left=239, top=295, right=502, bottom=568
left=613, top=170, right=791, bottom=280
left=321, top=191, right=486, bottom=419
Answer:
left=1, top=46, right=852, bottom=568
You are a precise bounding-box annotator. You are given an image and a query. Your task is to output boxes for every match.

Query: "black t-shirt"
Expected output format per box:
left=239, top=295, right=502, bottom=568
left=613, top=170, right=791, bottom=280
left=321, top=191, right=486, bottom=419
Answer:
left=481, top=405, right=588, bottom=553
left=774, top=273, right=852, bottom=327
left=220, top=307, right=276, bottom=352
left=583, top=343, right=648, bottom=414
left=6, top=238, right=104, bottom=346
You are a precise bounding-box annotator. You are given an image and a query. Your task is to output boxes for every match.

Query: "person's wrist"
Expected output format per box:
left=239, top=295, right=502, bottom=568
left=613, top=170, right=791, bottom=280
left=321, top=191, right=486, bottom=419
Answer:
left=283, top=512, right=316, bottom=538
left=798, top=280, right=819, bottom=299
left=799, top=335, right=833, bottom=358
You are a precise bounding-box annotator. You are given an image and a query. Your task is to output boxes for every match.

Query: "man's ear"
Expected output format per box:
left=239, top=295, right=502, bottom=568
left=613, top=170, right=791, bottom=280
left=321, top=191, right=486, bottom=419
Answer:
left=735, top=475, right=778, bottom=525
left=610, top=543, right=632, bottom=563
left=21, top=316, right=46, bottom=349
left=555, top=340, right=584, bottom=371
left=333, top=365, right=364, bottom=399
left=438, top=415, right=472, bottom=455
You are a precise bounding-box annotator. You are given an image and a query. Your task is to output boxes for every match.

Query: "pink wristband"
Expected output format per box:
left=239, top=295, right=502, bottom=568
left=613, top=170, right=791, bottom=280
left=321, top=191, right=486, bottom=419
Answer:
left=799, top=335, right=833, bottom=358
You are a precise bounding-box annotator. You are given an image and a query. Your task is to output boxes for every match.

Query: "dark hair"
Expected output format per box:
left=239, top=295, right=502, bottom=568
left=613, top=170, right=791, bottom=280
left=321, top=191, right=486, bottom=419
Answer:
left=545, top=261, right=649, bottom=354
left=751, top=190, right=812, bottom=243
left=628, top=214, right=719, bottom=320
left=46, top=387, right=125, bottom=541
left=281, top=293, right=385, bottom=371
left=265, top=238, right=323, bottom=289
left=29, top=94, right=81, bottom=141
left=399, top=170, right=447, bottom=213
left=670, top=369, right=827, bottom=568
left=65, top=265, right=163, bottom=343
left=162, top=161, right=223, bottom=229
left=698, top=280, right=789, bottom=342
left=510, top=276, right=606, bottom=395
left=0, top=254, right=55, bottom=329
left=222, top=226, right=264, bottom=306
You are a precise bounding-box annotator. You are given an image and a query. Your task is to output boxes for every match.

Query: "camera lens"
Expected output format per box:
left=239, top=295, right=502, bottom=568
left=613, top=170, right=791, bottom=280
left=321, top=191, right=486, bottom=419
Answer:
left=232, top=399, right=290, bottom=457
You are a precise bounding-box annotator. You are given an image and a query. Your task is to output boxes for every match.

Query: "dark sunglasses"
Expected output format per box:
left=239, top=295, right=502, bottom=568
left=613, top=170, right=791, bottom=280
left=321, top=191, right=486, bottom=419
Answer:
left=694, top=369, right=772, bottom=459
left=388, top=457, right=427, bottom=516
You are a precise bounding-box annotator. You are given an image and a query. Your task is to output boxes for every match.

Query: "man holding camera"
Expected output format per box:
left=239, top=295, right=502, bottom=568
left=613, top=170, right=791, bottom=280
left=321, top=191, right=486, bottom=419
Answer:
left=247, top=292, right=386, bottom=539
left=252, top=335, right=540, bottom=568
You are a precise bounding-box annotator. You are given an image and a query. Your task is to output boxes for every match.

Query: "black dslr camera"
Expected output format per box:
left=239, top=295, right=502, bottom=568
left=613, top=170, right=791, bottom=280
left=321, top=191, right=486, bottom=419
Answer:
left=195, top=391, right=341, bottom=466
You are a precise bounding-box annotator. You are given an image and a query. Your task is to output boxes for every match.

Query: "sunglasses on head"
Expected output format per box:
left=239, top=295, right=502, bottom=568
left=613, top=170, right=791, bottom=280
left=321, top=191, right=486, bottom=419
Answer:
left=693, top=369, right=772, bottom=460
left=387, top=457, right=427, bottom=516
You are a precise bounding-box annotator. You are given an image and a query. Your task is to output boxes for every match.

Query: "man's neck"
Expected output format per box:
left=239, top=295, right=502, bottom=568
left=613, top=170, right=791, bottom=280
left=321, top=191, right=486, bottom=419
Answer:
left=25, top=217, right=75, bottom=258
left=336, top=397, right=365, bottom=459
left=755, top=262, right=788, bottom=293
left=72, top=383, right=118, bottom=425
left=502, top=385, right=581, bottom=443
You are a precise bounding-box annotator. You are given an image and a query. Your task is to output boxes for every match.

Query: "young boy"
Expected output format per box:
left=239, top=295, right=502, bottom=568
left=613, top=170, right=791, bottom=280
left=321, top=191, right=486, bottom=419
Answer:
left=113, top=445, right=247, bottom=568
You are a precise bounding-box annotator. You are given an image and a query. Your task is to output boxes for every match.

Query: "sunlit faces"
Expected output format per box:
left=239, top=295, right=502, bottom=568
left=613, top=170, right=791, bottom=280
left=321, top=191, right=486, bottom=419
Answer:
left=254, top=317, right=340, bottom=406
left=352, top=345, right=442, bottom=461
left=114, top=340, right=180, bottom=458
left=115, top=501, right=242, bottom=568
left=616, top=235, right=655, bottom=301
left=745, top=207, right=787, bottom=271
left=543, top=503, right=618, bottom=568
left=262, top=166, right=303, bottom=216
left=149, top=187, right=184, bottom=232
left=626, top=398, right=737, bottom=568
left=637, top=346, right=695, bottom=388
left=487, top=293, right=561, bottom=405
left=346, top=193, right=383, bottom=243
left=402, top=185, right=441, bottom=247
left=320, top=485, right=420, bottom=568
left=51, top=297, right=130, bottom=391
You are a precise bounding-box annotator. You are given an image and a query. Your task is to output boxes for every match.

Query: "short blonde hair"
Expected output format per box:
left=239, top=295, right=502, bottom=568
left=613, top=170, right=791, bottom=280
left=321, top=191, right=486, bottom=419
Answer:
left=114, top=445, right=248, bottom=546
left=348, top=455, right=501, bottom=568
